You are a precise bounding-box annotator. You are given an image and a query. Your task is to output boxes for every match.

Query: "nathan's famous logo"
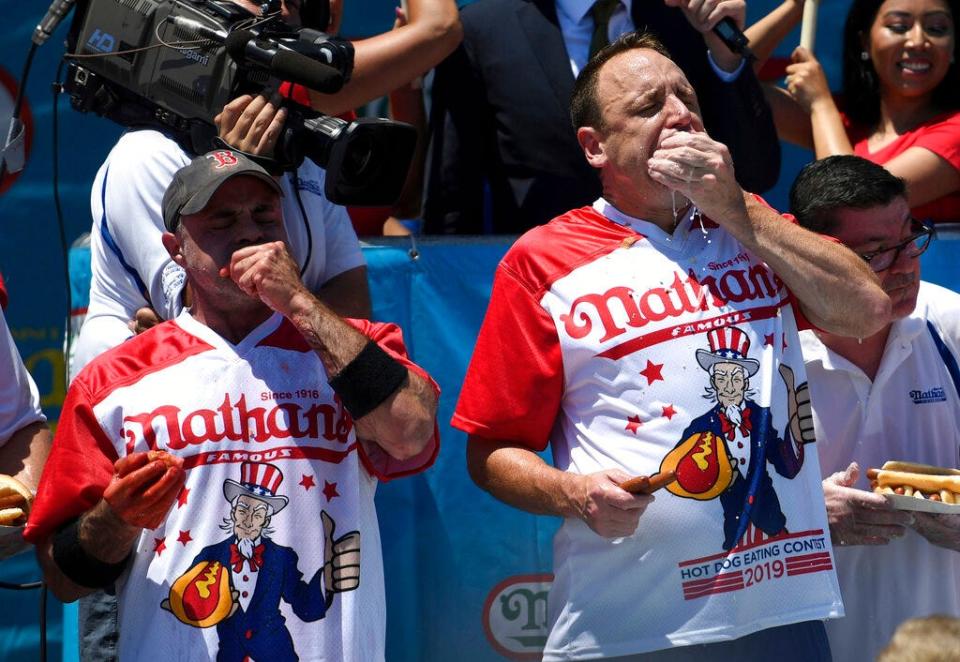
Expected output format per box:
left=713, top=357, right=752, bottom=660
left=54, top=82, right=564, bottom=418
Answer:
left=559, top=266, right=783, bottom=343
left=122, top=392, right=352, bottom=453
left=483, top=574, right=552, bottom=660
left=163, top=461, right=360, bottom=660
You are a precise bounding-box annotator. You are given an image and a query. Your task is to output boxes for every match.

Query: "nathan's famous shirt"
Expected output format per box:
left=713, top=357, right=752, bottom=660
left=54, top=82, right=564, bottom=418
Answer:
left=27, top=312, right=439, bottom=662
left=454, top=200, right=843, bottom=660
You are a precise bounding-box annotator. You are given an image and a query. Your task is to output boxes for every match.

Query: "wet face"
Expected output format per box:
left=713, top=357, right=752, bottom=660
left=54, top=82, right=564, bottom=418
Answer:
left=712, top=362, right=747, bottom=408
left=579, top=49, right=704, bottom=215
left=865, top=0, right=955, bottom=100
left=830, top=198, right=922, bottom=319
left=232, top=494, right=271, bottom=541
left=166, top=176, right=285, bottom=307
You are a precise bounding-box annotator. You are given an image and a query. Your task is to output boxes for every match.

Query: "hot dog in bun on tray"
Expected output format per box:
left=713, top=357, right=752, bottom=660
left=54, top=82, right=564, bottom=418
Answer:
left=867, top=461, right=960, bottom=504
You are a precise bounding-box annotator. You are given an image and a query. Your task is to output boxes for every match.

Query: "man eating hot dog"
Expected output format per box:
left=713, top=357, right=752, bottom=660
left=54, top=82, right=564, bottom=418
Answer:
left=455, top=33, right=893, bottom=661
left=23, top=150, right=440, bottom=662
left=791, top=155, right=960, bottom=662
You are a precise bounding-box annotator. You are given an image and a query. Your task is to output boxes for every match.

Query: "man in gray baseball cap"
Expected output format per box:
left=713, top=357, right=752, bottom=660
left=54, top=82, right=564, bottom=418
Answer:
left=30, top=146, right=440, bottom=662
left=161, top=149, right=283, bottom=232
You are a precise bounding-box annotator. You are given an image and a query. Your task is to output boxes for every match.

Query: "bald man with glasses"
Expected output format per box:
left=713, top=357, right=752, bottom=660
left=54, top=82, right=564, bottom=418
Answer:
left=790, top=155, right=960, bottom=662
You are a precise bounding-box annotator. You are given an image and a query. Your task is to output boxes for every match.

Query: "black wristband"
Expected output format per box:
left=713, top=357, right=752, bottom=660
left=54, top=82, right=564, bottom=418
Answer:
left=51, top=519, right=131, bottom=589
left=329, top=340, right=408, bottom=419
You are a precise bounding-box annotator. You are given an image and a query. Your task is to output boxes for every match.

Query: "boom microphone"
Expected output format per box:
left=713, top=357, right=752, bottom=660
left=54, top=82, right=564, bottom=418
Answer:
left=33, top=0, right=76, bottom=46
left=712, top=17, right=752, bottom=58
left=224, top=30, right=344, bottom=93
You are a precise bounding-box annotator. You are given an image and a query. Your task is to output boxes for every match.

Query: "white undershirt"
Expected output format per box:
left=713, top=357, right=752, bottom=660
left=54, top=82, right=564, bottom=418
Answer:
left=230, top=536, right=263, bottom=612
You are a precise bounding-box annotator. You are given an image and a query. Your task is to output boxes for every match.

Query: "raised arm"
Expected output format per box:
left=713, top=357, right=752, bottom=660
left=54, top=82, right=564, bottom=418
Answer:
left=306, top=0, right=462, bottom=116
left=225, top=241, right=437, bottom=459
left=776, top=48, right=960, bottom=207
left=744, top=0, right=805, bottom=72
left=466, top=436, right=654, bottom=538
left=662, top=0, right=782, bottom=192
left=648, top=130, right=891, bottom=338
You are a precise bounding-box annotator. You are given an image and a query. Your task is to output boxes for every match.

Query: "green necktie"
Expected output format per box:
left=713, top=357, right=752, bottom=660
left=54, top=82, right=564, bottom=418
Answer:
left=588, top=0, right=621, bottom=61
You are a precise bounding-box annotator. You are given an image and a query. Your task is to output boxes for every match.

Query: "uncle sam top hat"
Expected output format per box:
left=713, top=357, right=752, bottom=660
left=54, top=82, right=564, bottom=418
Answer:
left=695, top=327, right=760, bottom=377
left=223, top=461, right=289, bottom=514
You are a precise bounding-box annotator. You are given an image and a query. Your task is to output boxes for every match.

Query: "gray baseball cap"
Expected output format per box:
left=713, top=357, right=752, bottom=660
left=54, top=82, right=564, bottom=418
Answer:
left=161, top=149, right=283, bottom=232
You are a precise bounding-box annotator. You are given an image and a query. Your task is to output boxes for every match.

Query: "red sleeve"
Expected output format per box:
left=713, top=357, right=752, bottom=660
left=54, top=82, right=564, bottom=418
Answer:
left=345, top=319, right=440, bottom=481
left=452, top=264, right=564, bottom=452
left=23, top=383, right=119, bottom=543
left=911, top=112, right=960, bottom=173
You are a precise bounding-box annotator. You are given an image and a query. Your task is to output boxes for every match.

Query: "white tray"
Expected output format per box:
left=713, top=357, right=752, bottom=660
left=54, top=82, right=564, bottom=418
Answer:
left=885, top=494, right=960, bottom=514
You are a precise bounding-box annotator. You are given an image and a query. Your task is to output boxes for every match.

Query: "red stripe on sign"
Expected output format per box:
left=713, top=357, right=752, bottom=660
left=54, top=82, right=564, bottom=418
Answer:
left=683, top=582, right=743, bottom=600
left=787, top=563, right=834, bottom=577
left=682, top=574, right=742, bottom=590
left=786, top=552, right=833, bottom=574
left=787, top=552, right=831, bottom=565
left=678, top=529, right=827, bottom=567
left=598, top=302, right=787, bottom=360
left=787, top=561, right=834, bottom=573
left=682, top=572, right=744, bottom=600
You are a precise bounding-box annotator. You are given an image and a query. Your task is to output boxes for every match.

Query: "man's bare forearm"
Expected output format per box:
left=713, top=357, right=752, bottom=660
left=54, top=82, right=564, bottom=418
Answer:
left=467, top=437, right=582, bottom=519
left=288, top=292, right=437, bottom=458
left=36, top=500, right=139, bottom=602
left=733, top=195, right=891, bottom=337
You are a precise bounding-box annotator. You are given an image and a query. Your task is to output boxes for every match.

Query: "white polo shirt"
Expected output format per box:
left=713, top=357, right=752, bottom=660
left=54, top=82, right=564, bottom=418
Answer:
left=801, top=280, right=960, bottom=662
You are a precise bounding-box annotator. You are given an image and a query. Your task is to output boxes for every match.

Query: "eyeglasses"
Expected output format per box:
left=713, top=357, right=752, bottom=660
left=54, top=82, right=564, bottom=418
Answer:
left=857, top=219, right=935, bottom=272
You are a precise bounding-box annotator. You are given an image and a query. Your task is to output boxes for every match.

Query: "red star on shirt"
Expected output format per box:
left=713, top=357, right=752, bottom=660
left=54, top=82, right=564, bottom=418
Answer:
left=639, top=360, right=664, bottom=385
left=300, top=474, right=316, bottom=491
left=154, top=537, right=166, bottom=556
left=764, top=333, right=775, bottom=347
left=177, top=487, right=190, bottom=509
left=782, top=333, right=789, bottom=351
left=177, top=530, right=193, bottom=547
left=322, top=481, right=340, bottom=502
left=625, top=415, right=642, bottom=434
left=661, top=404, right=677, bottom=420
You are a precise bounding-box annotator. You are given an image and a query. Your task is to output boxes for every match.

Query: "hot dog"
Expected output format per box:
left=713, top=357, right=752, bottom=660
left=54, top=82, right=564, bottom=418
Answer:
left=147, top=450, right=178, bottom=467
left=620, top=470, right=677, bottom=495
left=0, top=474, right=32, bottom=526
left=867, top=461, right=960, bottom=504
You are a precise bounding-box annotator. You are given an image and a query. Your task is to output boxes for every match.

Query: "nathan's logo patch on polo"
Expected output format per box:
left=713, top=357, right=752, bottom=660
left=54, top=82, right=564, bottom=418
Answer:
left=297, top=178, right=323, bottom=197
left=910, top=386, right=947, bottom=404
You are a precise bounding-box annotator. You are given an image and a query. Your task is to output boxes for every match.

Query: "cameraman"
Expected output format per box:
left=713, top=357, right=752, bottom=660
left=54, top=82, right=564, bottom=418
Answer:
left=73, top=0, right=462, bottom=376
left=71, top=1, right=460, bottom=659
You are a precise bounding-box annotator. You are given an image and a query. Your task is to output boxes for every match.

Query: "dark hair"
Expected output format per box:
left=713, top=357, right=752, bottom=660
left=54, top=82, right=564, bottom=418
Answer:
left=790, top=155, right=906, bottom=233
left=570, top=31, right=671, bottom=131
left=842, top=0, right=960, bottom=126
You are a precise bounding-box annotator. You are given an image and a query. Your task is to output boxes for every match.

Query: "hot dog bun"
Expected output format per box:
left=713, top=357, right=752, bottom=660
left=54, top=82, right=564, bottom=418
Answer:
left=0, top=474, right=32, bottom=526
left=147, top=450, right=181, bottom=468
left=867, top=462, right=960, bottom=505
left=880, top=460, right=960, bottom=477
left=874, top=470, right=960, bottom=494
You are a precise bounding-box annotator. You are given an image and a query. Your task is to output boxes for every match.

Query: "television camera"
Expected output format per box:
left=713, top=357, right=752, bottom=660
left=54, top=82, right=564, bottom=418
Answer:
left=62, top=0, right=417, bottom=205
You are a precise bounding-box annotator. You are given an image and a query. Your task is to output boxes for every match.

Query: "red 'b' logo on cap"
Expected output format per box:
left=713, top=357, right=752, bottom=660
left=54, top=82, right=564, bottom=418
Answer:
left=207, top=150, right=239, bottom=169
